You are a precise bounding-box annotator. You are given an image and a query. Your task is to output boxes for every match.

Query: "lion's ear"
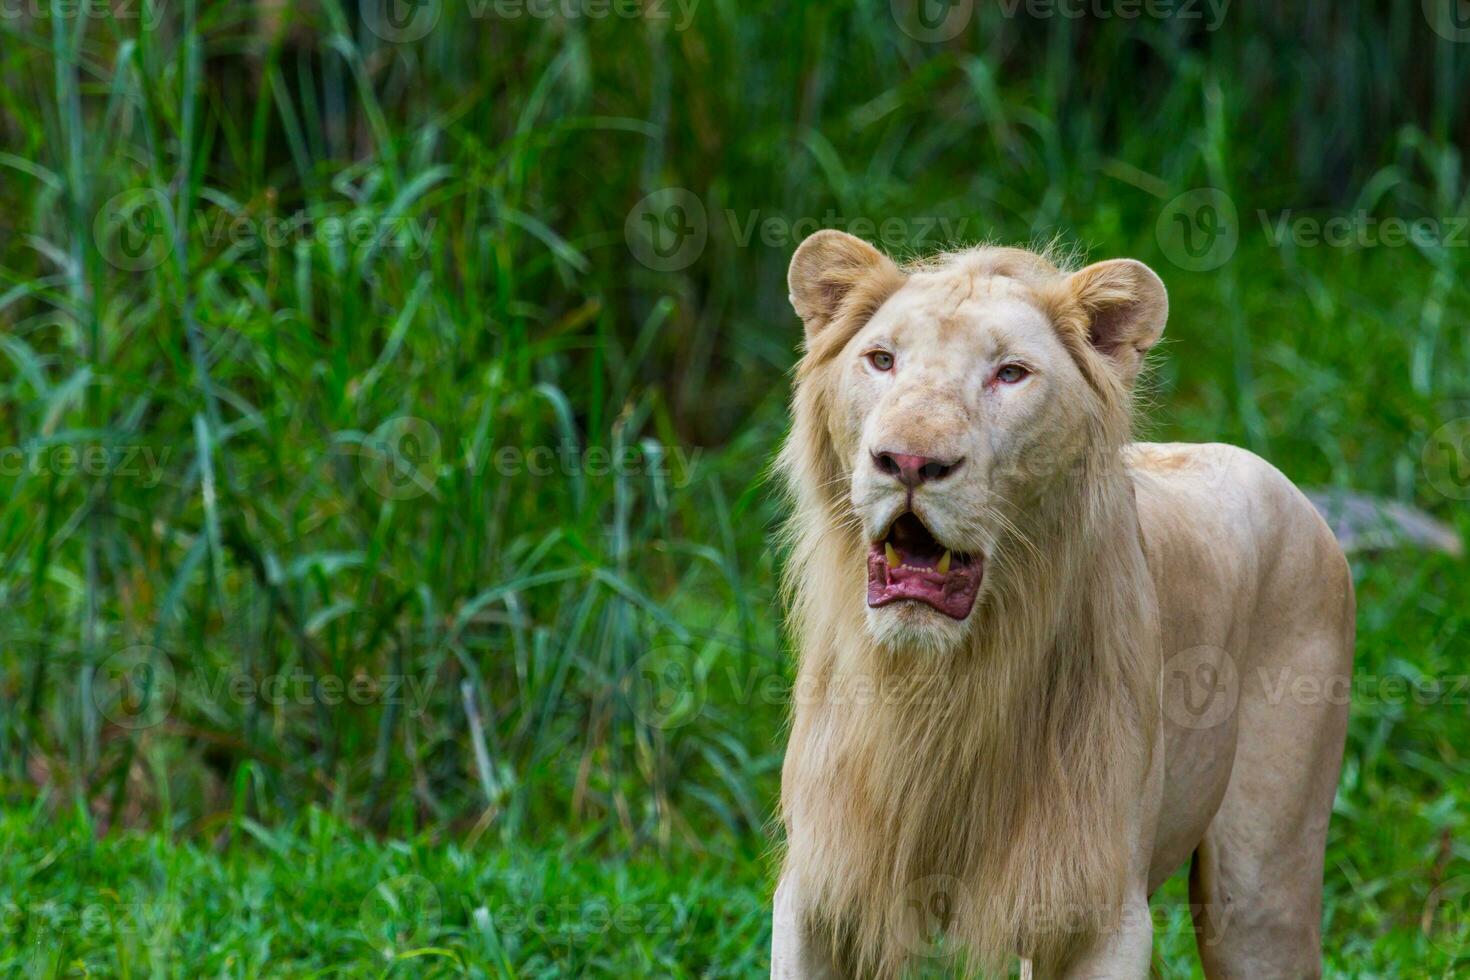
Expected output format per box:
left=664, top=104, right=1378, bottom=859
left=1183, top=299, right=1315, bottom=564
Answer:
left=788, top=230, right=902, bottom=341
left=1065, top=258, right=1167, bottom=386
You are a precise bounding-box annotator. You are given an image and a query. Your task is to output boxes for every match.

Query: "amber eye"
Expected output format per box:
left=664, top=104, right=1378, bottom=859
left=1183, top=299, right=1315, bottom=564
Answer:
left=867, top=350, right=895, bottom=372
left=995, top=364, right=1029, bottom=384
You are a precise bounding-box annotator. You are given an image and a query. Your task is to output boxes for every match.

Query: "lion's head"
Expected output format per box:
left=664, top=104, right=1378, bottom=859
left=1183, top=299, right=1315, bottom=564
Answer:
left=781, top=230, right=1167, bottom=656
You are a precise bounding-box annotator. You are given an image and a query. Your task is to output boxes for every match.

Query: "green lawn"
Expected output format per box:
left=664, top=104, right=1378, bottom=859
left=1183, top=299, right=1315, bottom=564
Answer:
left=2, top=2, right=1469, bottom=977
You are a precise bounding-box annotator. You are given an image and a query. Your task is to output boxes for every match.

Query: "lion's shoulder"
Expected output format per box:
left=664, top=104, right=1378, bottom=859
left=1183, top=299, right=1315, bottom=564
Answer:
left=1126, top=440, right=1334, bottom=547
left=1125, top=441, right=1351, bottom=634
left=1125, top=441, right=1308, bottom=520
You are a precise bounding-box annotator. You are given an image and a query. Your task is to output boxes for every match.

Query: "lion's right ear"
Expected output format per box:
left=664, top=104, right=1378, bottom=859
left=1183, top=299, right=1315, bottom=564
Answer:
left=788, top=230, right=902, bottom=342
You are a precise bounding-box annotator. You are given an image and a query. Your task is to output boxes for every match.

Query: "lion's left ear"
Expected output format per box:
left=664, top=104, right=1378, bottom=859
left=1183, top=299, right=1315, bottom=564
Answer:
left=1065, top=258, right=1167, bottom=385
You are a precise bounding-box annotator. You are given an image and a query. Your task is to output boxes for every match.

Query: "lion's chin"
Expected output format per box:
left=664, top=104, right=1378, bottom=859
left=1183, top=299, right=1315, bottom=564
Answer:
left=865, top=600, right=972, bottom=656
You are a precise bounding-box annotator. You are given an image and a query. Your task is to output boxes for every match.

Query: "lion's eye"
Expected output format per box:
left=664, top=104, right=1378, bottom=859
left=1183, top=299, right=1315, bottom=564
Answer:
left=995, top=364, right=1029, bottom=384
left=867, top=350, right=895, bottom=372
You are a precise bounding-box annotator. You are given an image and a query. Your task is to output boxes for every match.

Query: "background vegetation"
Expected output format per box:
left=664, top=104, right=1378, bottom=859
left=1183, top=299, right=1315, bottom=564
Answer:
left=1, top=0, right=1468, bottom=974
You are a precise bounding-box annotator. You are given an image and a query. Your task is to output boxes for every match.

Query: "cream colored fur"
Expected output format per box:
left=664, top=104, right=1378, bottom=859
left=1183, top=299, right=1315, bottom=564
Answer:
left=772, top=231, right=1354, bottom=979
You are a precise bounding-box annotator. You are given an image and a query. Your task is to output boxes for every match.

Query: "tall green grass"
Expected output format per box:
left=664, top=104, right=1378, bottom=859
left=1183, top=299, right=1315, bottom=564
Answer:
left=1, top=0, right=1469, bottom=971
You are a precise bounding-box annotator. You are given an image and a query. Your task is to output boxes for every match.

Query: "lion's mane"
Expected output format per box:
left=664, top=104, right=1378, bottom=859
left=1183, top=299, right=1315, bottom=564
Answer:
left=776, top=246, right=1160, bottom=978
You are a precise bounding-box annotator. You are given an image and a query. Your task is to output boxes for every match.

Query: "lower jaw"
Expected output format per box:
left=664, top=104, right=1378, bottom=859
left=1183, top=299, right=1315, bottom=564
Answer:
left=864, top=599, right=973, bottom=656
left=866, top=552, right=982, bottom=621
left=867, top=591, right=978, bottom=621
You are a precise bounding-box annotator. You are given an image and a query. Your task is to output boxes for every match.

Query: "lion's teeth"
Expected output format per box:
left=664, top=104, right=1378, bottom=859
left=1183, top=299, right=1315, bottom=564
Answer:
left=885, top=542, right=900, bottom=568
left=937, top=550, right=952, bottom=575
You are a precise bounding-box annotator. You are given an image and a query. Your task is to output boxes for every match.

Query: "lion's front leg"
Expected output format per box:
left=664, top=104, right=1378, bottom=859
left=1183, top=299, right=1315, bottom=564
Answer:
left=1058, top=720, right=1165, bottom=979
left=1057, top=891, right=1154, bottom=979
left=771, top=874, right=838, bottom=980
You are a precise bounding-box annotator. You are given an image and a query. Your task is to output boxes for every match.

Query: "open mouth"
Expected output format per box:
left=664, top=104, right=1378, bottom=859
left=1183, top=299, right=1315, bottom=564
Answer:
left=867, top=512, right=983, bottom=620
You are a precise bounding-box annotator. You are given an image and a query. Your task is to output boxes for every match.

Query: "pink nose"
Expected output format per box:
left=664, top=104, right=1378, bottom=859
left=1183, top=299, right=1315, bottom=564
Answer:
left=872, top=451, right=963, bottom=487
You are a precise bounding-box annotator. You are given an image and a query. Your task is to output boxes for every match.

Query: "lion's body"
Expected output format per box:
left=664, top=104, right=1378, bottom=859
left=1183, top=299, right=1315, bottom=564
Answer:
left=1130, top=442, right=1354, bottom=976
left=770, top=234, right=1354, bottom=979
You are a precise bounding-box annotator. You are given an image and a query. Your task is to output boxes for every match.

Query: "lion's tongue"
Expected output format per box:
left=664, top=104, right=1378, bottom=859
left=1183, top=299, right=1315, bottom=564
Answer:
left=866, top=543, right=982, bottom=620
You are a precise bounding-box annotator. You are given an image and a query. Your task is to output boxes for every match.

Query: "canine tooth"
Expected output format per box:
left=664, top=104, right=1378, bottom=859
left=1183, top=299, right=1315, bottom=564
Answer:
left=937, top=550, right=952, bottom=575
left=885, top=542, right=900, bottom=568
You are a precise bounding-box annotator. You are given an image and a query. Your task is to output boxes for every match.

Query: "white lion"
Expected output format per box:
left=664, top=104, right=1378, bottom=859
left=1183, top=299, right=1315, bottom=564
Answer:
left=772, top=231, right=1354, bottom=979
